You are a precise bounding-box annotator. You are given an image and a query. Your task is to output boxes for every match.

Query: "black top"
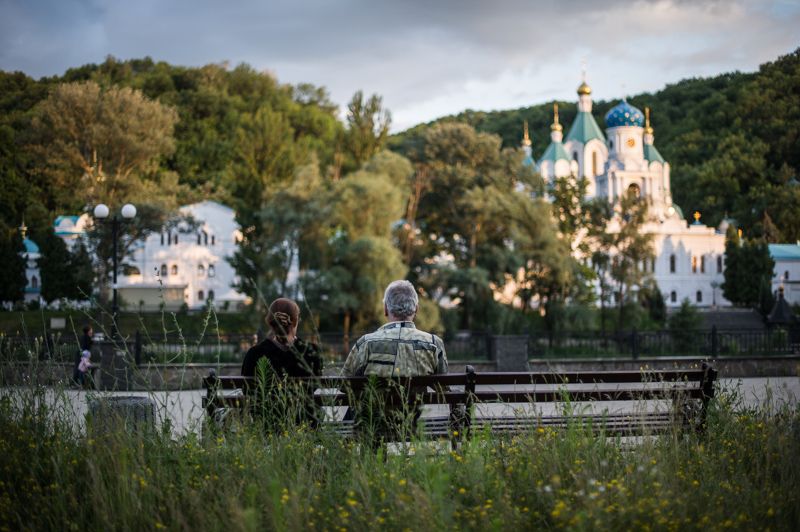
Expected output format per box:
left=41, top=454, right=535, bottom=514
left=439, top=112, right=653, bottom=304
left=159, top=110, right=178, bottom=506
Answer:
left=80, top=333, right=93, bottom=352
left=241, top=337, right=322, bottom=378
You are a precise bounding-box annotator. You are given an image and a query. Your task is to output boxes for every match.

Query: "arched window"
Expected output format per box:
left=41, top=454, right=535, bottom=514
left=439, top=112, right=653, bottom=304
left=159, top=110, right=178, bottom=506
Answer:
left=572, top=151, right=579, bottom=161
left=609, top=139, right=614, bottom=150
left=208, top=265, right=216, bottom=278
left=211, top=235, right=215, bottom=246
left=173, top=233, right=179, bottom=245
left=785, top=271, right=790, bottom=281
left=700, top=256, right=706, bottom=274
left=696, top=290, right=703, bottom=303
left=198, top=290, right=204, bottom=301
left=627, top=183, right=640, bottom=198
left=717, top=256, right=723, bottom=273
left=208, top=290, right=215, bottom=301
left=670, top=254, right=676, bottom=273
left=31, top=276, right=38, bottom=288
left=161, top=233, right=165, bottom=246
left=691, top=256, right=698, bottom=274
left=592, top=151, right=598, bottom=176
left=167, top=233, right=172, bottom=245
left=171, top=265, right=178, bottom=276
left=670, top=291, right=677, bottom=303
left=198, top=264, right=205, bottom=277
left=160, top=264, right=167, bottom=277
left=197, top=233, right=202, bottom=245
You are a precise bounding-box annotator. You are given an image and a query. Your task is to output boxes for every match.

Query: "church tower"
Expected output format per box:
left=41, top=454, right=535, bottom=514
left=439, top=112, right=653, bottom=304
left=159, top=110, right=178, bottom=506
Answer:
left=564, top=76, right=607, bottom=197
left=538, top=104, right=574, bottom=180
left=520, top=120, right=536, bottom=169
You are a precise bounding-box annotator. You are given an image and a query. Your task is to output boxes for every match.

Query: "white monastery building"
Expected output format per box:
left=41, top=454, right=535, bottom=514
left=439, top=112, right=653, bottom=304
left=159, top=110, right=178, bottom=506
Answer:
left=530, top=79, right=730, bottom=307
left=117, top=201, right=248, bottom=311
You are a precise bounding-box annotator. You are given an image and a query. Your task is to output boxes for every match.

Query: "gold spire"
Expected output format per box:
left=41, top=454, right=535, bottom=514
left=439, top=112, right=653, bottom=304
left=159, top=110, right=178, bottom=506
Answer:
left=551, top=103, right=562, bottom=131
left=644, top=107, right=654, bottom=135
left=577, top=81, right=591, bottom=96
left=522, top=120, right=532, bottom=147
left=693, top=211, right=701, bottom=223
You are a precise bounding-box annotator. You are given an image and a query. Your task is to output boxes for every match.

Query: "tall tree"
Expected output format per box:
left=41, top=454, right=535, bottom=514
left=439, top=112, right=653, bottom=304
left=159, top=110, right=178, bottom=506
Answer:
left=0, top=227, right=26, bottom=304
left=337, top=91, right=391, bottom=177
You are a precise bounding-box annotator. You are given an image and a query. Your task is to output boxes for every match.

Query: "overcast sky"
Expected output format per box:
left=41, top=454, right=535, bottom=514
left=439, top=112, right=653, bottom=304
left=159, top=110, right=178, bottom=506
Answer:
left=1, top=0, right=799, bottom=131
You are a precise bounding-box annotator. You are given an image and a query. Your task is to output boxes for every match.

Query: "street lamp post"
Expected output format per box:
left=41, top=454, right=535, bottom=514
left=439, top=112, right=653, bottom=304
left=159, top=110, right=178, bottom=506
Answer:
left=93, top=203, right=136, bottom=339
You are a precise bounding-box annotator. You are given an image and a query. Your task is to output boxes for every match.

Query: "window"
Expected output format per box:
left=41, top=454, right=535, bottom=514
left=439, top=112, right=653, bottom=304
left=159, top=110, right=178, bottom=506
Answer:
left=173, top=233, right=179, bottom=245
left=786, top=271, right=790, bottom=281
left=167, top=233, right=172, bottom=245
left=696, top=290, right=703, bottom=303
left=670, top=254, right=676, bottom=273
left=700, top=256, right=705, bottom=274
left=573, top=151, right=578, bottom=161
left=670, top=291, right=677, bottom=303
left=161, top=233, right=165, bottom=246
left=211, top=235, right=215, bottom=246
left=198, top=264, right=205, bottom=277
left=592, top=152, right=598, bottom=176
left=203, top=231, right=208, bottom=246
left=171, top=265, right=178, bottom=276
left=160, top=264, right=167, bottom=277
left=197, top=233, right=202, bottom=245
left=31, top=276, right=38, bottom=289
left=627, top=183, right=640, bottom=197
left=208, top=265, right=216, bottom=278
left=717, top=256, right=723, bottom=274
left=208, top=290, right=215, bottom=301
left=609, top=140, right=614, bottom=150
left=692, top=256, right=698, bottom=273
left=198, top=290, right=204, bottom=301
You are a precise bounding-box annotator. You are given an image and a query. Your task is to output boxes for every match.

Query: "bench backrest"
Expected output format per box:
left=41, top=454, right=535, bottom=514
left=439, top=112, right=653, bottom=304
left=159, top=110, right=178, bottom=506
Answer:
left=204, top=363, right=717, bottom=410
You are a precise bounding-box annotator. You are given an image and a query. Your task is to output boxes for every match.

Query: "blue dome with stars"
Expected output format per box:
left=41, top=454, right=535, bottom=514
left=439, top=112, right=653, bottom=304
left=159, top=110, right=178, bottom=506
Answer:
left=604, top=101, right=645, bottom=128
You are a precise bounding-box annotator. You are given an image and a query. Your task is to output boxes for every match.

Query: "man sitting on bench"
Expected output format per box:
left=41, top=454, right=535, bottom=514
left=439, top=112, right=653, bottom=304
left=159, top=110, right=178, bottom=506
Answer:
left=342, top=280, right=448, bottom=442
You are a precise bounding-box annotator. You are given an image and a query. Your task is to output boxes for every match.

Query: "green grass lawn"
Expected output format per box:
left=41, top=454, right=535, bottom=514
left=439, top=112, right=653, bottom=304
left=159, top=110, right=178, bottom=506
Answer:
left=1, top=383, right=798, bottom=530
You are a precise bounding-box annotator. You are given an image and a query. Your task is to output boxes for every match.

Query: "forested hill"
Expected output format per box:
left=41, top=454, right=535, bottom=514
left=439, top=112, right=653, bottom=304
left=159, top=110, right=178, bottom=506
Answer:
left=391, top=48, right=800, bottom=242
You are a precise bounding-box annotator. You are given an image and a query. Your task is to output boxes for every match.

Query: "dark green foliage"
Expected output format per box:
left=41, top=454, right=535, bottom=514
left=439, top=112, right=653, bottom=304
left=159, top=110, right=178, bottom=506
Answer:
left=0, top=227, right=26, bottom=303
left=668, top=299, right=700, bottom=353
left=723, top=225, right=775, bottom=308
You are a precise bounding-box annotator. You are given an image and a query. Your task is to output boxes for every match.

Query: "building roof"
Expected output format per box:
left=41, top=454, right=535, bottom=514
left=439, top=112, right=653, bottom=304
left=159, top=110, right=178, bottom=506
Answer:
left=565, top=111, right=605, bottom=144
left=539, top=141, right=571, bottom=163
left=644, top=143, right=665, bottom=164
left=522, top=154, right=536, bottom=168
left=769, top=244, right=800, bottom=261
left=23, top=237, right=40, bottom=254
left=605, top=101, right=645, bottom=128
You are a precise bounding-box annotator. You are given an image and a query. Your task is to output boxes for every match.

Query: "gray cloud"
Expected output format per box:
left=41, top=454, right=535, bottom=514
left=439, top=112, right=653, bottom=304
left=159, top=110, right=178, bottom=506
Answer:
left=1, top=0, right=798, bottom=129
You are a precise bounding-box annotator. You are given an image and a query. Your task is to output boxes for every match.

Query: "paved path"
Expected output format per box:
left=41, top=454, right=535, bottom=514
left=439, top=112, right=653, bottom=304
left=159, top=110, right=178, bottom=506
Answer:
left=3, top=377, right=798, bottom=437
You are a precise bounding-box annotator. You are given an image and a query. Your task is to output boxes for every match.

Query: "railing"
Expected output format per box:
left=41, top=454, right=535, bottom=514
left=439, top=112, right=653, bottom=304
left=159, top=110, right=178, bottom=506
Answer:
left=1, top=326, right=797, bottom=365
left=531, top=326, right=800, bottom=359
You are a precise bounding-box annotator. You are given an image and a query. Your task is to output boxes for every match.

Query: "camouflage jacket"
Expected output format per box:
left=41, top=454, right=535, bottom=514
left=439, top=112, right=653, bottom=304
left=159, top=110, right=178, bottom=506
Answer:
left=342, top=321, right=448, bottom=377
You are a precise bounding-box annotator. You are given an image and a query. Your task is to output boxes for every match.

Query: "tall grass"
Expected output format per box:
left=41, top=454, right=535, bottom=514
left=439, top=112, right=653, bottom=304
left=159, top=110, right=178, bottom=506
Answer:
left=1, top=378, right=799, bottom=531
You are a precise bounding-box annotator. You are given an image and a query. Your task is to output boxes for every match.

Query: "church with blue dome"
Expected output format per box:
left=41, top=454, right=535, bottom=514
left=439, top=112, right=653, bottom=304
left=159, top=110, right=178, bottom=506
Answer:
left=522, top=79, right=729, bottom=307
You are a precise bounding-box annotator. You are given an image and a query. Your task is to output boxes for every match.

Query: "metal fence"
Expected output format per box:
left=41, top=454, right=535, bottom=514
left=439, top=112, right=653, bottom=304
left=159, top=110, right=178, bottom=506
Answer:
left=2, top=326, right=797, bottom=365
left=530, top=326, right=800, bottom=359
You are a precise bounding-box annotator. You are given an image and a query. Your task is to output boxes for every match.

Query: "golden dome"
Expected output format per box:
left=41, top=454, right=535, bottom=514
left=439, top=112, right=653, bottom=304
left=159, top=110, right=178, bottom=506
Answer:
left=577, top=81, right=592, bottom=96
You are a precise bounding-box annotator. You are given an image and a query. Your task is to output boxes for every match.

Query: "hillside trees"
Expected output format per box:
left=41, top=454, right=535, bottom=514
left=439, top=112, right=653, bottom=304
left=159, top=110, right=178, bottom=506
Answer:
left=722, top=226, right=775, bottom=308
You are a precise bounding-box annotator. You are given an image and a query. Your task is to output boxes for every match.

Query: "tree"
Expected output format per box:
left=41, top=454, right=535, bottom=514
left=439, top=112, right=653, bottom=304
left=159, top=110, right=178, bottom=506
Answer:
left=723, top=225, right=775, bottom=308
left=668, top=299, right=700, bottom=354
left=0, top=227, right=26, bottom=304
left=337, top=91, right=391, bottom=177
left=37, top=232, right=93, bottom=303
left=608, top=190, right=655, bottom=330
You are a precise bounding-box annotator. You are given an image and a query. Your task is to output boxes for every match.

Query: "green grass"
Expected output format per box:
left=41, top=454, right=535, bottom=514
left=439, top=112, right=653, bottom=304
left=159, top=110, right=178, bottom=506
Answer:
left=1, top=381, right=798, bottom=531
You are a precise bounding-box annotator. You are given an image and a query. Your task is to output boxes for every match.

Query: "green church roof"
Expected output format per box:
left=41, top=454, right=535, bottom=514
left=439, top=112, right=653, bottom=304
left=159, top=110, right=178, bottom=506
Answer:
left=565, top=111, right=605, bottom=144
left=644, top=143, right=665, bottom=164
left=539, top=141, right=570, bottom=163
left=769, top=244, right=800, bottom=261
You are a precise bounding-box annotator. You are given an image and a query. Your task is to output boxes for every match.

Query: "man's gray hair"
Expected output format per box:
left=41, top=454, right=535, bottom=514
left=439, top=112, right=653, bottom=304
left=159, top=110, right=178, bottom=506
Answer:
left=384, top=280, right=419, bottom=320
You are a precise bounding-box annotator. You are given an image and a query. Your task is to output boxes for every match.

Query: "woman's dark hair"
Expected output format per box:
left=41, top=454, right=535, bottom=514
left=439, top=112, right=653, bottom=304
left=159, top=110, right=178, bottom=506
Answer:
left=267, top=298, right=300, bottom=344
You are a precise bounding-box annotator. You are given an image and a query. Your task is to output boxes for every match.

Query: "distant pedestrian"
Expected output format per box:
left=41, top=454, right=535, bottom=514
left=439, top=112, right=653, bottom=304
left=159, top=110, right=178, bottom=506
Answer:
left=73, top=325, right=94, bottom=386
left=77, top=349, right=93, bottom=388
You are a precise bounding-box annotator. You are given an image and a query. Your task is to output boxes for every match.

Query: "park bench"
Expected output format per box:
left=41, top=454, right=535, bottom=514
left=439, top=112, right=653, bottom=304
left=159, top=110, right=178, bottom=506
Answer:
left=203, top=363, right=717, bottom=440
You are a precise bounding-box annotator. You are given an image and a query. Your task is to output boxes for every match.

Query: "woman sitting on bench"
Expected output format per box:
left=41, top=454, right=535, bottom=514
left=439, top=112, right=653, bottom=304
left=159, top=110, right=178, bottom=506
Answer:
left=241, top=298, right=322, bottom=430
